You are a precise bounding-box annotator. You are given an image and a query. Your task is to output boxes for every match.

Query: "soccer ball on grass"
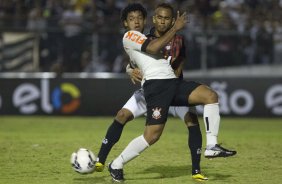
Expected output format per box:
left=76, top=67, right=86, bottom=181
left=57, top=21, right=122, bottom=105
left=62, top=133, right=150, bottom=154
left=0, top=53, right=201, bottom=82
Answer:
left=70, top=148, right=96, bottom=174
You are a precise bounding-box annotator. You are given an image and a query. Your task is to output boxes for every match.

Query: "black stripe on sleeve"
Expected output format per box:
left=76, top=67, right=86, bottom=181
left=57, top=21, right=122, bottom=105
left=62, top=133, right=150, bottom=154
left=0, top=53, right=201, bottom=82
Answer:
left=141, top=39, right=151, bottom=52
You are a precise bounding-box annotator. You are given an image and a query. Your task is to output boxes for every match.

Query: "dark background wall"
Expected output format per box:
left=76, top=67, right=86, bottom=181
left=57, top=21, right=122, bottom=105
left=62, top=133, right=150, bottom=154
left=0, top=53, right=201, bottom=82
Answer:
left=0, top=77, right=281, bottom=117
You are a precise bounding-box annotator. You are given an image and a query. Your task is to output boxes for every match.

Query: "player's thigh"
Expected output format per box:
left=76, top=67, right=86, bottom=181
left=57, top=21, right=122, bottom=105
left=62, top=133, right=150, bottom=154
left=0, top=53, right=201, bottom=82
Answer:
left=168, top=106, right=189, bottom=122
left=188, top=84, right=218, bottom=104
left=172, top=81, right=201, bottom=106
left=122, top=92, right=147, bottom=118
left=144, top=79, right=177, bottom=125
left=169, top=106, right=199, bottom=126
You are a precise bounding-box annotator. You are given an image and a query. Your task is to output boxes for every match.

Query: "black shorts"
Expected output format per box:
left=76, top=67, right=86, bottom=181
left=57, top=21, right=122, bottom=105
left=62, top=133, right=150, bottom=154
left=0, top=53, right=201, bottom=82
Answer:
left=172, top=80, right=201, bottom=106
left=143, top=79, right=201, bottom=125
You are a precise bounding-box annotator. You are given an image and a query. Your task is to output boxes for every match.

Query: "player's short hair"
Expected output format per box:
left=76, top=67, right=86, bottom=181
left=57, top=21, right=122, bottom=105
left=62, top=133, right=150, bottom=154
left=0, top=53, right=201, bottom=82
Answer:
left=121, top=3, right=147, bottom=22
left=155, top=3, right=175, bottom=17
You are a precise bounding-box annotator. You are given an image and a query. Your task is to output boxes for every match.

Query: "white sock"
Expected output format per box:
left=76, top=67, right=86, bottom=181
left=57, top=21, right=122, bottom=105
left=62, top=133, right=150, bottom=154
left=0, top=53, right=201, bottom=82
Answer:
left=111, top=135, right=149, bottom=169
left=203, top=103, right=220, bottom=147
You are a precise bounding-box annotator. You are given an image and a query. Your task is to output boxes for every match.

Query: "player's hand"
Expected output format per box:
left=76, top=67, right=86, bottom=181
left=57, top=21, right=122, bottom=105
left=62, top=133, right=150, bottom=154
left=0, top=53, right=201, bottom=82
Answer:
left=129, top=68, right=142, bottom=84
left=173, top=11, right=188, bottom=31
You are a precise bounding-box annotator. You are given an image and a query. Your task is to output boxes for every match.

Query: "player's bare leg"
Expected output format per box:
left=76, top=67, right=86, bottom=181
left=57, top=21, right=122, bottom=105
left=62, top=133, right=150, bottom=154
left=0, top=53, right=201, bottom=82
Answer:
left=109, top=124, right=164, bottom=182
left=188, top=85, right=236, bottom=158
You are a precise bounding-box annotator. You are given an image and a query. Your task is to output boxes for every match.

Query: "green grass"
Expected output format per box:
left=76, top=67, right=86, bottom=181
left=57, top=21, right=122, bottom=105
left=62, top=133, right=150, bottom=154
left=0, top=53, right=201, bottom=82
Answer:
left=0, top=116, right=282, bottom=184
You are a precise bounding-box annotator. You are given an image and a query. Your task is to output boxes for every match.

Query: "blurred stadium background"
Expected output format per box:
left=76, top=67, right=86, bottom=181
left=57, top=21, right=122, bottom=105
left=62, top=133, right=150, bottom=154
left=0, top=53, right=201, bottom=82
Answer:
left=0, top=0, right=281, bottom=117
left=1, top=1, right=282, bottom=184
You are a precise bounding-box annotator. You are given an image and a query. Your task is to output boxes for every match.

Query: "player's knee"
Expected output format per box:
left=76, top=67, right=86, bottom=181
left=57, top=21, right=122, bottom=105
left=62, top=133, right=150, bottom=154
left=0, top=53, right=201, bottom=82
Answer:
left=144, top=124, right=165, bottom=145
left=205, top=90, right=218, bottom=104
left=210, top=90, right=219, bottom=103
left=147, top=134, right=161, bottom=145
left=144, top=131, right=162, bottom=145
left=115, top=109, right=134, bottom=124
left=185, top=112, right=199, bottom=127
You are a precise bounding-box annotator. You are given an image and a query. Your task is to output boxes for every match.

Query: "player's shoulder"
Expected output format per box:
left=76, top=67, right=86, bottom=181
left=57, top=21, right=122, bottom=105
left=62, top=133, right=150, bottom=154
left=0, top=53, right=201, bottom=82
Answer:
left=123, top=30, right=146, bottom=39
left=146, top=27, right=157, bottom=40
left=123, top=30, right=147, bottom=46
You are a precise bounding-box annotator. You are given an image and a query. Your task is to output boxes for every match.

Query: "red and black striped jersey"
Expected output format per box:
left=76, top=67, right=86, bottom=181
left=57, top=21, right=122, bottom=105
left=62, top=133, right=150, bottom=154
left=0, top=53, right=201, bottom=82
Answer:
left=146, top=27, right=186, bottom=78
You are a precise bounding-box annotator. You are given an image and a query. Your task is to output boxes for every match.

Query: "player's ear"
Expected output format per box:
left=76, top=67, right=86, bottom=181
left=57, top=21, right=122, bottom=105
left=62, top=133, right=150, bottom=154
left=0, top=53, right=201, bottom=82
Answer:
left=123, top=20, right=128, bottom=28
left=152, top=16, right=156, bottom=24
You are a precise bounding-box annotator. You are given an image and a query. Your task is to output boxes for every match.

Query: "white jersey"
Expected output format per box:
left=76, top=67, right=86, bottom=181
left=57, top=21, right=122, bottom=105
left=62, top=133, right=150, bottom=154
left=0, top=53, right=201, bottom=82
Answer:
left=122, top=30, right=176, bottom=81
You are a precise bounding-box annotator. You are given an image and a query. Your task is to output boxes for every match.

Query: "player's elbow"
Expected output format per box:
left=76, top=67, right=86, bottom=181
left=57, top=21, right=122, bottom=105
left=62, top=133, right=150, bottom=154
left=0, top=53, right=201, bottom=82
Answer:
left=142, top=39, right=160, bottom=54
left=145, top=46, right=159, bottom=55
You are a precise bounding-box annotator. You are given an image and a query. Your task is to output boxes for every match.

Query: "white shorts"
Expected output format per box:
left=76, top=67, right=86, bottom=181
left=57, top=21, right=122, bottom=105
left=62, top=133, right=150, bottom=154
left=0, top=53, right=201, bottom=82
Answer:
left=122, top=89, right=197, bottom=121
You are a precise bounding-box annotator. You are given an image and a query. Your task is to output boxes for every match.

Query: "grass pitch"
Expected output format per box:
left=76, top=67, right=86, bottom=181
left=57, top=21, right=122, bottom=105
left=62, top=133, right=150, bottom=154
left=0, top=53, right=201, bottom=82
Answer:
left=0, top=116, right=282, bottom=184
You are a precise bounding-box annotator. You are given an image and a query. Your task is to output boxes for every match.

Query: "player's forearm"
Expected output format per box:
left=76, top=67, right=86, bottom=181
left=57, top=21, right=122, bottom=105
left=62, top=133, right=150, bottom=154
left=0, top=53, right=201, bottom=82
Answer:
left=145, top=11, right=187, bottom=55
left=173, top=60, right=184, bottom=77
left=145, top=26, right=178, bottom=54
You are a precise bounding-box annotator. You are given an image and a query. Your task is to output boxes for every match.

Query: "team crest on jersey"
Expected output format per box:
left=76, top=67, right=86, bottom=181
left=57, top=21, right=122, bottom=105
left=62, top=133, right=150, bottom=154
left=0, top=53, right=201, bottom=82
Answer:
left=152, top=107, right=162, bottom=119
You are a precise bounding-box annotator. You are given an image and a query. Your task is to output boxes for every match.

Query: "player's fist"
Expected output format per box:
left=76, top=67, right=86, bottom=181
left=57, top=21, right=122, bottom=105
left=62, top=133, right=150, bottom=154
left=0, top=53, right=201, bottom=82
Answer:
left=130, top=68, right=143, bottom=84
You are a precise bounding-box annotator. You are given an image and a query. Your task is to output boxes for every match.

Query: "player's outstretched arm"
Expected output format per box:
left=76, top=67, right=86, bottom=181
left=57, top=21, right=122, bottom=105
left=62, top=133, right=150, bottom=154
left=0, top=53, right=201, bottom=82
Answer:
left=145, top=11, right=188, bottom=55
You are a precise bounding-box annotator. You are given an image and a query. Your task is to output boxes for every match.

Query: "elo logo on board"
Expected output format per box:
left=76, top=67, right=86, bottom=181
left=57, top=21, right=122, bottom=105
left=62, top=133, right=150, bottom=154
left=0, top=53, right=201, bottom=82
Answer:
left=13, top=79, right=80, bottom=114
left=52, top=83, right=80, bottom=114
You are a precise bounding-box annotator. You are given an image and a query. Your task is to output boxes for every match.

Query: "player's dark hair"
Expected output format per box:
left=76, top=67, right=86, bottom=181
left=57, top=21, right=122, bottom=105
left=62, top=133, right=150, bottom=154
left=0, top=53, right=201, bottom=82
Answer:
left=155, top=3, right=175, bottom=17
left=121, top=3, right=147, bottom=22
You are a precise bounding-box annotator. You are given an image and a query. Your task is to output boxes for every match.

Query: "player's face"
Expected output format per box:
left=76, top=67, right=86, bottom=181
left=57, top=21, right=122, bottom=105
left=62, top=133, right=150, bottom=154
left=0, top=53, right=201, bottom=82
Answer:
left=124, top=11, right=146, bottom=32
left=153, top=8, right=174, bottom=34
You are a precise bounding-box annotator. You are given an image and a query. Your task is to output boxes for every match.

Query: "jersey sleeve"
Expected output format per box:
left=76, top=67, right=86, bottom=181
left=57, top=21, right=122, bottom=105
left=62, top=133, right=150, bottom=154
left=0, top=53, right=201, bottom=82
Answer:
left=123, top=31, right=147, bottom=51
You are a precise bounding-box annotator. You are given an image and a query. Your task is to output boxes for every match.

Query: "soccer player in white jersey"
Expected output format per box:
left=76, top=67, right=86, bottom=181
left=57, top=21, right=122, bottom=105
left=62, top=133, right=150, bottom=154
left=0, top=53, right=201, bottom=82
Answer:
left=95, top=3, right=205, bottom=181
left=108, top=3, right=236, bottom=182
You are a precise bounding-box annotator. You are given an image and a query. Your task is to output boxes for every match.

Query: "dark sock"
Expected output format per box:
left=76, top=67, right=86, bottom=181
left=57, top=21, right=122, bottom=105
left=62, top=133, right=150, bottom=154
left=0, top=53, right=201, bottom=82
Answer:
left=97, top=120, right=124, bottom=164
left=188, top=124, right=202, bottom=175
